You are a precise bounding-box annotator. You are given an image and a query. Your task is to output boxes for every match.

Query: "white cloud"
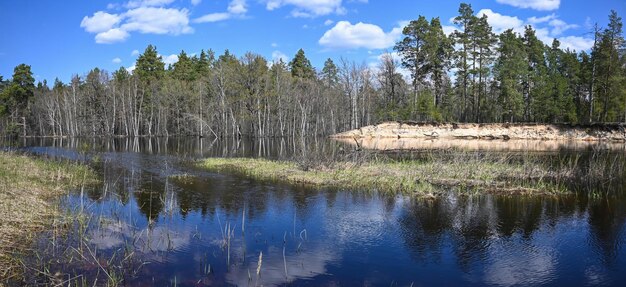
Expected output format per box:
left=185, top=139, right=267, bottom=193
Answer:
left=194, top=0, right=247, bottom=23
left=122, top=7, right=193, bottom=35
left=324, top=19, right=334, bottom=26
left=95, top=28, right=130, bottom=44
left=160, top=54, right=179, bottom=65
left=125, top=0, right=175, bottom=9
left=442, top=25, right=458, bottom=36
left=319, top=21, right=403, bottom=50
left=131, top=49, right=140, bottom=56
left=558, top=36, right=594, bottom=51
left=112, top=57, right=122, bottom=64
left=477, top=9, right=524, bottom=34
left=271, top=42, right=278, bottom=47
left=82, top=4, right=192, bottom=43
left=470, top=9, right=592, bottom=51
left=271, top=50, right=289, bottom=63
left=191, top=0, right=202, bottom=5
left=126, top=65, right=136, bottom=73
left=81, top=12, right=122, bottom=33
left=265, top=0, right=347, bottom=18
left=548, top=19, right=578, bottom=36
left=193, top=12, right=231, bottom=23
left=527, top=14, right=556, bottom=24
left=496, top=0, right=560, bottom=11
left=228, top=0, right=247, bottom=14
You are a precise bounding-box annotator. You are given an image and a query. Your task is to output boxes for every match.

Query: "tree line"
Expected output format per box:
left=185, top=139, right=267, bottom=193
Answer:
left=1, top=3, right=624, bottom=138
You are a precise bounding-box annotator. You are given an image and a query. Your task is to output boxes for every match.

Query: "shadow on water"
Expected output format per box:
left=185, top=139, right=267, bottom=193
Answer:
left=3, top=137, right=626, bottom=286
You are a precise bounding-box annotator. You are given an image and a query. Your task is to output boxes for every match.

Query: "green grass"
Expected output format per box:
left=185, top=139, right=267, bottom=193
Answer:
left=199, top=155, right=570, bottom=196
left=0, top=152, right=98, bottom=279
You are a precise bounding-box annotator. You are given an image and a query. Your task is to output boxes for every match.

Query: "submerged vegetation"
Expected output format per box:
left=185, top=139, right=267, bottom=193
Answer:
left=0, top=152, right=96, bottom=280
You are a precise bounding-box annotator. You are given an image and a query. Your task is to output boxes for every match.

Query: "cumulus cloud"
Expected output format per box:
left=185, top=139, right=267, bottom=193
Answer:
left=319, top=21, right=403, bottom=50
left=194, top=0, right=247, bottom=23
left=112, top=57, right=122, bottom=64
left=442, top=25, right=458, bottom=36
left=95, top=28, right=130, bottom=44
left=265, top=0, right=348, bottom=18
left=125, top=0, right=176, bottom=9
left=548, top=19, right=578, bottom=36
left=527, top=14, right=556, bottom=24
left=191, top=0, right=201, bottom=5
left=81, top=12, right=122, bottom=33
left=477, top=9, right=524, bottom=34
left=122, top=7, right=193, bottom=34
left=131, top=49, right=140, bottom=56
left=82, top=5, right=192, bottom=43
left=324, top=19, right=334, bottom=26
left=271, top=50, right=289, bottom=63
left=558, top=36, right=594, bottom=51
left=160, top=54, right=179, bottom=65
left=470, top=9, right=592, bottom=51
left=227, top=0, right=247, bottom=14
left=194, top=13, right=231, bottom=23
left=496, top=0, right=560, bottom=11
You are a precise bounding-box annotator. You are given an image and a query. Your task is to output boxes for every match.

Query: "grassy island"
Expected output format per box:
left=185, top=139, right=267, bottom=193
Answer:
left=199, top=154, right=580, bottom=196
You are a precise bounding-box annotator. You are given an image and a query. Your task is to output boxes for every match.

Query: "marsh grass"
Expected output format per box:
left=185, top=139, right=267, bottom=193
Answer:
left=201, top=147, right=626, bottom=196
left=199, top=151, right=580, bottom=196
left=0, top=152, right=98, bottom=280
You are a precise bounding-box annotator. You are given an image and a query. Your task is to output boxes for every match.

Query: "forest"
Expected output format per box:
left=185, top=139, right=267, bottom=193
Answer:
left=1, top=3, right=624, bottom=138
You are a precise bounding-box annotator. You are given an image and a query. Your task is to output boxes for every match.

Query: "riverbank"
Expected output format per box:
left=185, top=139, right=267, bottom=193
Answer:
left=0, top=152, right=96, bottom=280
left=332, top=122, right=626, bottom=142
left=199, top=155, right=574, bottom=196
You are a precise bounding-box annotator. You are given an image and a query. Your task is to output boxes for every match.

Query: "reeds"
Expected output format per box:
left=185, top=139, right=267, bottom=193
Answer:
left=199, top=149, right=626, bottom=196
left=0, top=152, right=97, bottom=280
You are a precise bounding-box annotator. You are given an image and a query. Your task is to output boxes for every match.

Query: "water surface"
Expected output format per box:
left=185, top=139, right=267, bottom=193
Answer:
left=9, top=137, right=626, bottom=286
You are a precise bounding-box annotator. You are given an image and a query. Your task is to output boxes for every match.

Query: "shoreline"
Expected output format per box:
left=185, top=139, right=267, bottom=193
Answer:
left=0, top=152, right=97, bottom=280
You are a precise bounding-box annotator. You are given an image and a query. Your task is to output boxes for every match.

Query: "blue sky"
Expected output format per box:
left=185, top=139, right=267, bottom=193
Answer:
left=0, top=0, right=624, bottom=83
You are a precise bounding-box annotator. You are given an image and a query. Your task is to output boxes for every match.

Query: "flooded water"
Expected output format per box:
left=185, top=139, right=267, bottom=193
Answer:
left=7, top=137, right=626, bottom=286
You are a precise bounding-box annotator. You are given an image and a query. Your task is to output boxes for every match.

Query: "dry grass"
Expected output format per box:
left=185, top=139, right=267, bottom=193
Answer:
left=199, top=154, right=571, bottom=196
left=0, top=152, right=97, bottom=279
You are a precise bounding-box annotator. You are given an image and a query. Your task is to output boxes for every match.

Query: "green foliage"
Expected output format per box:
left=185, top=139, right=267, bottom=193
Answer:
left=172, top=50, right=196, bottom=82
left=289, top=49, right=315, bottom=80
left=321, top=58, right=338, bottom=88
left=593, top=10, right=625, bottom=122
left=395, top=16, right=431, bottom=90
left=0, top=64, right=35, bottom=118
left=494, top=29, right=526, bottom=122
left=135, top=44, right=165, bottom=85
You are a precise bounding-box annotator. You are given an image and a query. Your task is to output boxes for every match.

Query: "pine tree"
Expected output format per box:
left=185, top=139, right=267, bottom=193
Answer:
left=472, top=15, right=497, bottom=122
left=394, top=15, right=430, bottom=101
left=452, top=3, right=476, bottom=121
left=289, top=49, right=315, bottom=80
left=425, top=17, right=453, bottom=108
left=136, top=45, right=165, bottom=85
left=321, top=58, right=339, bottom=89
left=593, top=10, right=625, bottom=121
left=494, top=29, right=526, bottom=122
left=522, top=26, right=548, bottom=121
left=172, top=50, right=196, bottom=82
left=0, top=64, right=35, bottom=118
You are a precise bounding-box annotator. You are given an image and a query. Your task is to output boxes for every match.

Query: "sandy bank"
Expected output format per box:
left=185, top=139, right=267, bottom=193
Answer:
left=332, top=122, right=626, bottom=142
